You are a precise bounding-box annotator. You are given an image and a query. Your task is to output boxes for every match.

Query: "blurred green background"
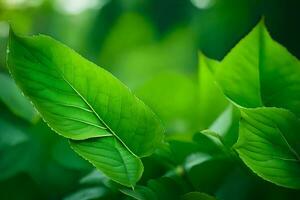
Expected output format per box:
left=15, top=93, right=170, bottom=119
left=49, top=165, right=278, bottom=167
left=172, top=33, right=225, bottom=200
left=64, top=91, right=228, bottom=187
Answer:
left=1, top=0, right=300, bottom=199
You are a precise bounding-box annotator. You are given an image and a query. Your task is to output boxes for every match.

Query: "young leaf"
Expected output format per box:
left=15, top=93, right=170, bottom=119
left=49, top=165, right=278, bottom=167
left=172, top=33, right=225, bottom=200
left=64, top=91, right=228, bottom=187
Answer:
left=213, top=20, right=300, bottom=117
left=234, top=107, right=300, bottom=189
left=7, top=31, right=164, bottom=187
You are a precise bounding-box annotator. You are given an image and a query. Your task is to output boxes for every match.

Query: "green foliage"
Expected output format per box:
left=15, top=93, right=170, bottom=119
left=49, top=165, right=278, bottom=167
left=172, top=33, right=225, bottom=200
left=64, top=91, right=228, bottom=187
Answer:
left=208, top=20, right=300, bottom=189
left=213, top=21, right=300, bottom=116
left=235, top=107, right=300, bottom=188
left=3, top=14, right=300, bottom=200
left=7, top=31, right=164, bottom=187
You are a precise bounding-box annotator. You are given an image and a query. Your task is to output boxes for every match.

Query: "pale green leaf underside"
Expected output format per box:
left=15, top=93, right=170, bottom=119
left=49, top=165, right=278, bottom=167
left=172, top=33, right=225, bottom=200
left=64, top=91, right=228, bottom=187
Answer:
left=7, top=31, right=164, bottom=186
left=235, top=107, right=300, bottom=189
left=214, top=20, right=300, bottom=117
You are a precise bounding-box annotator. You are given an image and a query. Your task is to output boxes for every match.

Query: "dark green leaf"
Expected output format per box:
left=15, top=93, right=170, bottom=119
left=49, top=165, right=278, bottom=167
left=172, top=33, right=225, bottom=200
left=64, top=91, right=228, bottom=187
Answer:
left=63, top=187, right=108, bottom=200
left=120, top=185, right=156, bottom=200
left=181, top=192, right=216, bottom=200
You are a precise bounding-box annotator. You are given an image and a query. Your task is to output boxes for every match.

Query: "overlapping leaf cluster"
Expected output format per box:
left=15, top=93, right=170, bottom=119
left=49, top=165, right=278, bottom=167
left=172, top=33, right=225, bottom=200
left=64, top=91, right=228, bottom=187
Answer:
left=201, top=20, right=300, bottom=189
left=5, top=19, right=300, bottom=200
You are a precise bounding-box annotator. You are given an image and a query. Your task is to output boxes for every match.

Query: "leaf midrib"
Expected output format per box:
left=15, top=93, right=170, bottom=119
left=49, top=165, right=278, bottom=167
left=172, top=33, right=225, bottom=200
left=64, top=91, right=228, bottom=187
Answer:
left=257, top=21, right=264, bottom=107
left=62, top=74, right=138, bottom=157
left=15, top=37, right=138, bottom=159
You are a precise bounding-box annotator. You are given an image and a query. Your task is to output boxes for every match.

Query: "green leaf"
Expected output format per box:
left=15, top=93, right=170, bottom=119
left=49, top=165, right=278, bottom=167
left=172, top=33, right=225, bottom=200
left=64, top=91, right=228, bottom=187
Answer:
left=213, top=20, right=300, bottom=116
left=205, top=20, right=300, bottom=189
left=198, top=53, right=228, bottom=128
left=147, top=177, right=183, bottom=200
left=0, top=109, right=35, bottom=181
left=0, top=73, right=38, bottom=123
left=79, top=169, right=109, bottom=185
left=207, top=105, right=240, bottom=147
left=120, top=185, right=156, bottom=200
left=192, top=132, right=223, bottom=156
left=63, top=187, right=108, bottom=200
left=7, top=31, right=164, bottom=187
left=120, top=177, right=183, bottom=200
left=181, top=192, right=216, bottom=200
left=187, top=158, right=234, bottom=193
left=70, top=137, right=143, bottom=187
left=234, top=107, right=300, bottom=189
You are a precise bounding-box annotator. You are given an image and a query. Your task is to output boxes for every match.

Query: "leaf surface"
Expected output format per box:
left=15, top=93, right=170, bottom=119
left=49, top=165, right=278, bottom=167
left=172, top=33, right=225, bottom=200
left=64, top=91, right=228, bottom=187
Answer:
left=214, top=20, right=300, bottom=117
left=70, top=137, right=143, bottom=187
left=7, top=31, right=164, bottom=186
left=235, top=107, right=300, bottom=188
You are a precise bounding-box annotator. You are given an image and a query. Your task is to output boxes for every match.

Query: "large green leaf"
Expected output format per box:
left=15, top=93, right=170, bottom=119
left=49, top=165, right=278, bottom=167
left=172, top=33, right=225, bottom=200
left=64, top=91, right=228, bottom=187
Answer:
left=213, top=20, right=300, bottom=116
left=7, top=31, right=164, bottom=187
left=235, top=107, right=300, bottom=189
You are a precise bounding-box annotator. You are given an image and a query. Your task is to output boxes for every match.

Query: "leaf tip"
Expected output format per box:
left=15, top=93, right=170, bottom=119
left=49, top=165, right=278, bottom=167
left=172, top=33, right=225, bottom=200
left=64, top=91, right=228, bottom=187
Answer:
left=8, top=24, right=18, bottom=43
left=7, top=25, right=22, bottom=59
left=259, top=16, right=266, bottom=26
